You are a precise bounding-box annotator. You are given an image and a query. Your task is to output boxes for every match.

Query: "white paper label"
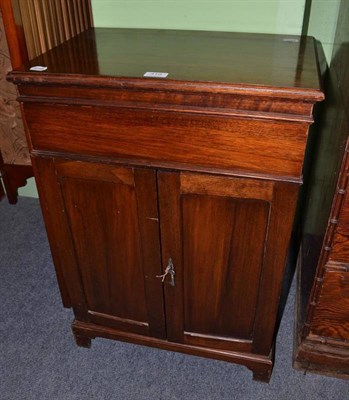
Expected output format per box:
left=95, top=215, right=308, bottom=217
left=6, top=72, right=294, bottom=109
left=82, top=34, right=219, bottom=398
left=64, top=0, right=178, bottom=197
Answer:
left=144, top=72, right=168, bottom=78
left=30, top=66, right=48, bottom=72
left=282, top=38, right=299, bottom=43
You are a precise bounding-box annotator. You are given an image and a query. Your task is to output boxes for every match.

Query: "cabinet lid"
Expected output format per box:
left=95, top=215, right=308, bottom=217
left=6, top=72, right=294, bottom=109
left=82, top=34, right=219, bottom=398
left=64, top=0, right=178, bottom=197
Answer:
left=8, top=28, right=324, bottom=102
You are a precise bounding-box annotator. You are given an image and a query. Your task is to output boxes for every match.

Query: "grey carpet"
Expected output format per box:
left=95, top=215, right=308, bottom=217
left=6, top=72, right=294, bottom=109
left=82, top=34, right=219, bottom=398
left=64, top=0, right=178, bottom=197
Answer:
left=0, top=197, right=348, bottom=400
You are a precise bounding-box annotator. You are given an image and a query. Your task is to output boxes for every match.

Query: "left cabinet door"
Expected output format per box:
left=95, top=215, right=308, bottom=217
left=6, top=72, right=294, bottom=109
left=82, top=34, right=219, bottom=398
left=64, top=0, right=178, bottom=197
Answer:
left=33, top=157, right=166, bottom=339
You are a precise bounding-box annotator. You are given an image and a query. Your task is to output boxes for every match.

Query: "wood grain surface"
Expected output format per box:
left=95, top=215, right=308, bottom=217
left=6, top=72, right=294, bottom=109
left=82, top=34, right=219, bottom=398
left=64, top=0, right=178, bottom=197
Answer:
left=57, top=161, right=166, bottom=338
left=181, top=195, right=269, bottom=344
left=11, top=27, right=324, bottom=382
left=330, top=179, right=349, bottom=262
left=310, top=267, right=349, bottom=340
left=23, top=102, right=310, bottom=180
left=0, top=0, right=29, bottom=68
left=0, top=9, right=29, bottom=165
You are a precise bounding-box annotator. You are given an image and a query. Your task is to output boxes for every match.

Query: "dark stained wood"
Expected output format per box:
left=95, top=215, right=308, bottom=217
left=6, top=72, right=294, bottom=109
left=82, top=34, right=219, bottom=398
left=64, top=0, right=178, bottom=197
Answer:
left=10, top=28, right=323, bottom=99
left=10, top=28, right=324, bottom=383
left=0, top=164, right=32, bottom=204
left=251, top=367, right=273, bottom=383
left=74, top=333, right=91, bottom=348
left=72, top=319, right=273, bottom=380
left=18, top=85, right=315, bottom=116
left=0, top=153, right=32, bottom=204
left=310, top=266, right=349, bottom=340
left=55, top=159, right=135, bottom=185
left=31, top=156, right=84, bottom=311
left=181, top=194, right=269, bottom=345
left=0, top=0, right=29, bottom=68
left=183, top=333, right=252, bottom=354
left=60, top=172, right=147, bottom=332
left=56, top=161, right=166, bottom=338
left=329, top=188, right=349, bottom=262
left=0, top=4, right=32, bottom=204
left=253, top=182, right=299, bottom=355
left=23, top=103, right=310, bottom=180
left=158, top=171, right=298, bottom=361
left=296, top=234, right=324, bottom=329
left=180, top=173, right=274, bottom=200
left=134, top=169, right=166, bottom=339
left=157, top=171, right=184, bottom=343
left=0, top=9, right=30, bottom=167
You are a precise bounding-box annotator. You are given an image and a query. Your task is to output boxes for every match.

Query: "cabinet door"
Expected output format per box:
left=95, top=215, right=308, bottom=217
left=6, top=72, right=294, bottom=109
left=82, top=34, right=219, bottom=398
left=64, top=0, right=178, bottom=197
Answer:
left=36, top=158, right=166, bottom=339
left=158, top=171, right=298, bottom=355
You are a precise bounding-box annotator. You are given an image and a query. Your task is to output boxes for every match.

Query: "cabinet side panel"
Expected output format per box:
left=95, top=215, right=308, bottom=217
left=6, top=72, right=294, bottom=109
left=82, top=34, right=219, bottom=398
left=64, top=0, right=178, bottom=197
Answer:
left=31, top=156, right=89, bottom=314
left=253, top=182, right=299, bottom=355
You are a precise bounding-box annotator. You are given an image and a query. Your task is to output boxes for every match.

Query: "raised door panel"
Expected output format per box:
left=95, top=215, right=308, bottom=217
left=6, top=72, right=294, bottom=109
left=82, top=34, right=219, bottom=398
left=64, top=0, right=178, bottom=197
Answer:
left=182, top=195, right=269, bottom=343
left=158, top=171, right=298, bottom=355
left=55, top=160, right=166, bottom=338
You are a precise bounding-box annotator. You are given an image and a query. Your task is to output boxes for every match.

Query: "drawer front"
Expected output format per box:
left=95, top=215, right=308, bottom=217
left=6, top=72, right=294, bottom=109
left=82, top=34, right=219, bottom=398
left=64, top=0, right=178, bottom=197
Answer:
left=24, top=102, right=308, bottom=178
left=310, top=267, right=349, bottom=341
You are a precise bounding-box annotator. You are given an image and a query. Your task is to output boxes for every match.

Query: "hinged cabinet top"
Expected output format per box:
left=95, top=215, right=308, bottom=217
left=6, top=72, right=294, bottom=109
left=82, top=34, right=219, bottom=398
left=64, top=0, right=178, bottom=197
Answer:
left=8, top=28, right=324, bottom=102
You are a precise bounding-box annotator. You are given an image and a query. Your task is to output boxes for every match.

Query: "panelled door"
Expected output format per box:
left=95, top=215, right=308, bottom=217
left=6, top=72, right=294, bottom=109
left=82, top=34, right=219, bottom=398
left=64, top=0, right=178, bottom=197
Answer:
left=49, top=159, right=166, bottom=339
left=35, top=157, right=298, bottom=350
left=157, top=171, right=298, bottom=355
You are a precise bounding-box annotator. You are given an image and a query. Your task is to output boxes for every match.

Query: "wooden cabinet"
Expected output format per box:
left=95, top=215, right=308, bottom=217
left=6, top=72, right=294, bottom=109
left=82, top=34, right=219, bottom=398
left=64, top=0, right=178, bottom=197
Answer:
left=8, top=28, right=324, bottom=382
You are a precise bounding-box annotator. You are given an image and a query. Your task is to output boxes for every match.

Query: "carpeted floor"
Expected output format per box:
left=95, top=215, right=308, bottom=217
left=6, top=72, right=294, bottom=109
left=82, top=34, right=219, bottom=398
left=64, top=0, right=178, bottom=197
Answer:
left=1, top=197, right=348, bottom=400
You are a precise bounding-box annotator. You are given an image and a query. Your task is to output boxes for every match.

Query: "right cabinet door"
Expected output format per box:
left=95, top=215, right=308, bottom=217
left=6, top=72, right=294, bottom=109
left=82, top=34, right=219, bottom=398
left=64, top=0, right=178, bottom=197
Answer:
left=157, top=171, right=298, bottom=355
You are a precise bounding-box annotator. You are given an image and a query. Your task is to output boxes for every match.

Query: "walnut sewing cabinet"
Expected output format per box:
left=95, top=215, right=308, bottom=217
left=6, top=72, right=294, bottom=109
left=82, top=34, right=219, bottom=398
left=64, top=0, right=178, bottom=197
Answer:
left=8, top=28, right=324, bottom=382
